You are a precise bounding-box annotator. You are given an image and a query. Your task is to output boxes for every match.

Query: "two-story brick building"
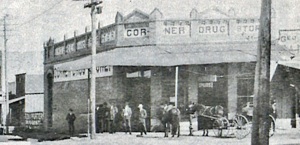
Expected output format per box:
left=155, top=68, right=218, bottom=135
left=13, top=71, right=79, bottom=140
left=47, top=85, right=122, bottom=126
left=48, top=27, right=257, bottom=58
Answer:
left=43, top=8, right=298, bottom=133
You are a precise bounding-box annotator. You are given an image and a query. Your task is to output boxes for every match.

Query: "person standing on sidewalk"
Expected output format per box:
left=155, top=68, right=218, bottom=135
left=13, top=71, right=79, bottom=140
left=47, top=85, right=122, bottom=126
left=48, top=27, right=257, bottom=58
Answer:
left=242, top=102, right=253, bottom=121
left=66, top=108, right=76, bottom=136
left=109, top=102, right=118, bottom=134
left=103, top=102, right=110, bottom=132
left=123, top=102, right=132, bottom=135
left=137, top=104, right=147, bottom=137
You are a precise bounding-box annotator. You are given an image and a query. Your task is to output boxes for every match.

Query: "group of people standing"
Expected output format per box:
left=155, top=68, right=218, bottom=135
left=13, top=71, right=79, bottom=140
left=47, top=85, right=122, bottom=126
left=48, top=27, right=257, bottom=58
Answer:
left=96, top=102, right=119, bottom=134
left=96, top=101, right=148, bottom=137
left=66, top=101, right=184, bottom=137
left=65, top=102, right=148, bottom=136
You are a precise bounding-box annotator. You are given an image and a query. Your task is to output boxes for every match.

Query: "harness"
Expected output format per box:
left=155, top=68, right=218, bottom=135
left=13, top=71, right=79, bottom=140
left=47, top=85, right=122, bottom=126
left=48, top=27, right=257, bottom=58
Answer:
left=200, top=106, right=210, bottom=116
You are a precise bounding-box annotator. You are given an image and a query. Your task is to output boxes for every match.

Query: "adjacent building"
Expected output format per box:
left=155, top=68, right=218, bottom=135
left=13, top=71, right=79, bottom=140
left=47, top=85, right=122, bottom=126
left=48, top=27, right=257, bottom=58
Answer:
left=6, top=74, right=44, bottom=129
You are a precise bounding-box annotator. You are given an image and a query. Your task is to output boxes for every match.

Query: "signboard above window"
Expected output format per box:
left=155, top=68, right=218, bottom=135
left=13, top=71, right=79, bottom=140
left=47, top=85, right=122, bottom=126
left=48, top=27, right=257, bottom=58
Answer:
left=198, top=75, right=217, bottom=82
left=278, top=30, right=300, bottom=53
left=54, top=66, right=113, bottom=82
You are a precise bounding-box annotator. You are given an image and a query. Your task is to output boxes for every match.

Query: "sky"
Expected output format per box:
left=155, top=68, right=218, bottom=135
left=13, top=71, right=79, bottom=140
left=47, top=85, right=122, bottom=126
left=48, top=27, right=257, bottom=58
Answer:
left=0, top=0, right=300, bottom=81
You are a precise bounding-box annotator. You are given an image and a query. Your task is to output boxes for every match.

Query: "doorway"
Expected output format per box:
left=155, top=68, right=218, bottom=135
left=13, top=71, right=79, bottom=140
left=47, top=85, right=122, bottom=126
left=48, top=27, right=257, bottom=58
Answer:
left=125, top=77, right=151, bottom=131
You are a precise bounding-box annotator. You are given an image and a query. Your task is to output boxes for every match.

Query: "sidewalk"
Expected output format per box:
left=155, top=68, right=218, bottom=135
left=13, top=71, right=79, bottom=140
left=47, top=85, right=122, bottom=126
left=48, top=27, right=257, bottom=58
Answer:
left=1, top=121, right=299, bottom=145
left=0, top=135, right=29, bottom=145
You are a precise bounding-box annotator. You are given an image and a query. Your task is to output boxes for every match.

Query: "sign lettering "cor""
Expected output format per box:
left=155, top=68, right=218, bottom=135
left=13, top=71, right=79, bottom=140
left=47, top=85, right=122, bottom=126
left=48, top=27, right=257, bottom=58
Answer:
left=125, top=28, right=148, bottom=38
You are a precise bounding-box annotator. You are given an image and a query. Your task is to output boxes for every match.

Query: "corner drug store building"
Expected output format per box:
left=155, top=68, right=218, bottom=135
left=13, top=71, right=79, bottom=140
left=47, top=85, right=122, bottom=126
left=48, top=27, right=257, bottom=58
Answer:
left=43, top=8, right=288, bottom=133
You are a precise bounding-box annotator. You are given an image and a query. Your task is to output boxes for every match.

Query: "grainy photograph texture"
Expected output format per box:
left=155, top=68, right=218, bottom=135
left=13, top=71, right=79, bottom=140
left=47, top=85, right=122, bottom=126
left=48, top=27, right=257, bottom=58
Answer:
left=0, top=0, right=300, bottom=145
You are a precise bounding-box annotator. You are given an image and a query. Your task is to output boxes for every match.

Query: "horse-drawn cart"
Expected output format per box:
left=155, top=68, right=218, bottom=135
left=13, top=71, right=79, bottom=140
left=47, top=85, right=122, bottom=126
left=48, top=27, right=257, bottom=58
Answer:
left=211, top=113, right=275, bottom=139
left=188, top=103, right=275, bottom=139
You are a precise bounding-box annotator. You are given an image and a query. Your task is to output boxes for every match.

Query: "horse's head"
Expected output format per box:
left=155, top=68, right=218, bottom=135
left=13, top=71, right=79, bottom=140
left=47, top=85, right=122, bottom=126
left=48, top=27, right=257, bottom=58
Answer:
left=186, top=103, right=196, bottom=114
left=187, top=103, right=206, bottom=115
left=169, top=108, right=180, bottom=116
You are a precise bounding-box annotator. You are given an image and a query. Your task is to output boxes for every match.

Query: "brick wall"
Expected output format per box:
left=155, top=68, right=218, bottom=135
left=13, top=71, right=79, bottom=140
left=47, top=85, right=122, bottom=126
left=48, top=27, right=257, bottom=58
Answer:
left=52, top=80, right=89, bottom=133
left=49, top=67, right=127, bottom=133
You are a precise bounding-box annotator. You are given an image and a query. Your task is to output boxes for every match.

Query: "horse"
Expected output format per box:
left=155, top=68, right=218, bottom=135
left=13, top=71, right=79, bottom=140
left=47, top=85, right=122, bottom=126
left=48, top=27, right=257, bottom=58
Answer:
left=160, top=107, right=181, bottom=137
left=187, top=103, right=224, bottom=136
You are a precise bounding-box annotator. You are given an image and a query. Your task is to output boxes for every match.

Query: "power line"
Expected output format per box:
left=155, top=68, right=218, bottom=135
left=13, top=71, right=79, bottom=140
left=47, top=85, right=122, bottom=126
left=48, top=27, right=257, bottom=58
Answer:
left=18, top=0, right=67, bottom=27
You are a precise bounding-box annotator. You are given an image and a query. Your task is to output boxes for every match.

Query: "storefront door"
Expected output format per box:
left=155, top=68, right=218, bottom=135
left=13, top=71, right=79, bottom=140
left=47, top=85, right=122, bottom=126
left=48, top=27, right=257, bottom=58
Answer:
left=125, top=77, right=151, bottom=131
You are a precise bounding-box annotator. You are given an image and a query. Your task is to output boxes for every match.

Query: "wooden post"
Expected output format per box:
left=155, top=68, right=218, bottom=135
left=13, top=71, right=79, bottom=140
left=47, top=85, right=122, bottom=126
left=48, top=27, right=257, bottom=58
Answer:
left=90, top=1, right=97, bottom=139
left=175, top=66, right=179, bottom=107
left=251, top=0, right=272, bottom=145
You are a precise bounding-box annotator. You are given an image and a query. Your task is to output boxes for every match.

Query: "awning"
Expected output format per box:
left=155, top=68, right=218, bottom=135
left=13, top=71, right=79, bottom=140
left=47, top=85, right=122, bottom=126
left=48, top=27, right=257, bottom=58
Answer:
left=55, top=43, right=258, bottom=71
left=278, top=60, right=300, bottom=70
left=270, top=61, right=278, bottom=81
left=8, top=96, right=25, bottom=104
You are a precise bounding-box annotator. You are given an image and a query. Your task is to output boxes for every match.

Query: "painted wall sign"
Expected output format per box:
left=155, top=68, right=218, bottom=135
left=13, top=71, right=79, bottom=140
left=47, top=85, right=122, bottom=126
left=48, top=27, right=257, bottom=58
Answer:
left=162, top=21, right=190, bottom=36
left=95, top=66, right=113, bottom=77
left=101, top=30, right=115, bottom=42
left=197, top=20, right=228, bottom=35
left=25, top=112, right=44, bottom=128
left=54, top=46, right=64, bottom=56
left=66, top=43, right=75, bottom=53
left=77, top=39, right=86, bottom=50
left=199, top=82, right=213, bottom=88
left=279, top=30, right=299, bottom=44
left=87, top=37, right=92, bottom=47
left=124, top=28, right=148, bottom=38
left=233, top=19, right=260, bottom=41
left=54, top=68, right=88, bottom=82
left=54, top=66, right=113, bottom=82
left=198, top=75, right=217, bottom=82
left=278, top=30, right=300, bottom=52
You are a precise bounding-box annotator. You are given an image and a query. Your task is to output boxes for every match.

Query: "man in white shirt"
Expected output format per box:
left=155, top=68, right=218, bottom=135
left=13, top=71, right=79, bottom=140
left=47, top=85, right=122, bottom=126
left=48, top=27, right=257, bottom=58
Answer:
left=138, top=104, right=147, bottom=136
left=123, top=102, right=132, bottom=135
left=109, top=102, right=118, bottom=134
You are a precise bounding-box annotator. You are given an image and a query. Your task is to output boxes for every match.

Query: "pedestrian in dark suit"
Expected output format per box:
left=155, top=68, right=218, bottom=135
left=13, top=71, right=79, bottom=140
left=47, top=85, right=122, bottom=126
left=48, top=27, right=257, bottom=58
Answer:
left=98, top=104, right=105, bottom=133
left=103, top=102, right=110, bottom=132
left=66, top=108, right=76, bottom=136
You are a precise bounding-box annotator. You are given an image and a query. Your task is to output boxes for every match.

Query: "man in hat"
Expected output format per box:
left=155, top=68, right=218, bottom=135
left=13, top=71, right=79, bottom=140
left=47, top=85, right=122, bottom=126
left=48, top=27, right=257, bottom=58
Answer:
left=137, top=104, right=147, bottom=137
left=66, top=108, right=76, bottom=136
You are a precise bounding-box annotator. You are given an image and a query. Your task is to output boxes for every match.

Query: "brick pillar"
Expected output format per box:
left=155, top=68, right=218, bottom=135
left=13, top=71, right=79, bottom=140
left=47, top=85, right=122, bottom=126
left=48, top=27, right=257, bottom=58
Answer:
left=228, top=64, right=238, bottom=119
left=112, top=66, right=126, bottom=104
left=188, top=66, right=198, bottom=103
left=150, top=67, right=163, bottom=130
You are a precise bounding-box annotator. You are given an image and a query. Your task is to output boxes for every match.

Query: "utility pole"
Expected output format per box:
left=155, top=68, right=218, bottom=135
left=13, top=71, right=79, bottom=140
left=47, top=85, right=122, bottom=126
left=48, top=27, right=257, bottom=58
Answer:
left=1, top=14, right=9, bottom=134
left=83, top=0, right=102, bottom=139
left=251, top=0, right=272, bottom=145
left=174, top=66, right=178, bottom=107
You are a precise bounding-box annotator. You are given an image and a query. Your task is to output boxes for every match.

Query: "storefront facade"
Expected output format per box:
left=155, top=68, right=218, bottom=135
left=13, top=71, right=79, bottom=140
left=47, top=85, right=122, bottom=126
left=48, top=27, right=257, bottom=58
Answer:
left=44, top=8, right=289, bottom=133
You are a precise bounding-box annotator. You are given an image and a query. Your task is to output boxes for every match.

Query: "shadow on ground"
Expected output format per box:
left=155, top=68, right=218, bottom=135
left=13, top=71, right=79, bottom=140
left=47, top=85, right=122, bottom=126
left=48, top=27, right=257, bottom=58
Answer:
left=12, top=127, right=88, bottom=142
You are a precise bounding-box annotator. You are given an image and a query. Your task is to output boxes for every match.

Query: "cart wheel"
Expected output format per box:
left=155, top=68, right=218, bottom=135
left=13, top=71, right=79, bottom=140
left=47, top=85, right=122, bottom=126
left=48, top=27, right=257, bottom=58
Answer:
left=234, top=115, right=251, bottom=139
left=269, top=115, right=275, bottom=137
left=212, top=117, right=229, bottom=137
